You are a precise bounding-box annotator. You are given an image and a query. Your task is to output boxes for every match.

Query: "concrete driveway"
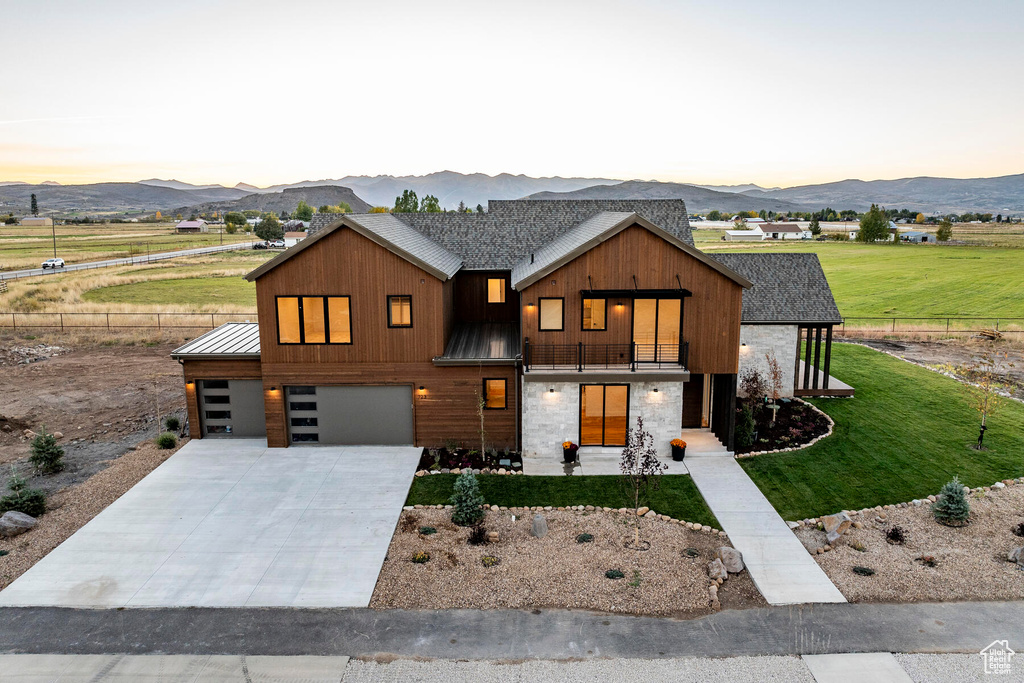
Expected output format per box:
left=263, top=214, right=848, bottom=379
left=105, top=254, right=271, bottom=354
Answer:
left=0, top=439, right=421, bottom=608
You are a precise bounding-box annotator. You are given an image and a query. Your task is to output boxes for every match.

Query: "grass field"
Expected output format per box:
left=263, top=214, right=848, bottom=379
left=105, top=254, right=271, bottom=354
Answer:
left=407, top=473, right=719, bottom=527
left=0, top=222, right=254, bottom=271
left=739, top=343, right=1024, bottom=520
left=82, top=276, right=256, bottom=307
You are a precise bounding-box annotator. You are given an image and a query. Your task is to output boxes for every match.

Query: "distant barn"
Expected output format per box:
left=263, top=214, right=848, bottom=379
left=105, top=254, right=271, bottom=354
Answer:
left=20, top=216, right=53, bottom=226
left=176, top=219, right=208, bottom=233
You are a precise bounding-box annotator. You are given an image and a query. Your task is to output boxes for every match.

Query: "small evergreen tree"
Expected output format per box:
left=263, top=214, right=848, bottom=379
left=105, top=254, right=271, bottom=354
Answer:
left=450, top=471, right=485, bottom=526
left=29, top=427, right=65, bottom=475
left=0, top=469, right=46, bottom=517
left=932, top=476, right=970, bottom=526
left=30, top=193, right=38, bottom=216
left=475, top=204, right=484, bottom=214
left=735, top=404, right=756, bottom=450
left=808, top=216, right=821, bottom=235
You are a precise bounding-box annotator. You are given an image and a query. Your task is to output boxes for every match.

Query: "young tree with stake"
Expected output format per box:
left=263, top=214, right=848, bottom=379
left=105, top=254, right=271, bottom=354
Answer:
left=620, top=416, right=667, bottom=549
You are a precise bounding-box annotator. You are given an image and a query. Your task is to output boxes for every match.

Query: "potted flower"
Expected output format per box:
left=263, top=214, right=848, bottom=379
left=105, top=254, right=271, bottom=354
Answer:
left=562, top=441, right=579, bottom=463
left=671, top=438, right=686, bottom=461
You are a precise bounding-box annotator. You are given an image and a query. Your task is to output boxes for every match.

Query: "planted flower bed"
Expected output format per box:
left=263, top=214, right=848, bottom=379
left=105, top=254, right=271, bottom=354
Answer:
left=735, top=397, right=830, bottom=455
left=417, top=446, right=523, bottom=473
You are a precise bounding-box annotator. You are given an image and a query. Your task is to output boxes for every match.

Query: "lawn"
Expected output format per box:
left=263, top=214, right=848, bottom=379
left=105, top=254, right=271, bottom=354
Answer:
left=696, top=238, right=1024, bottom=319
left=740, top=343, right=1024, bottom=520
left=407, top=473, right=719, bottom=528
left=81, top=276, right=256, bottom=307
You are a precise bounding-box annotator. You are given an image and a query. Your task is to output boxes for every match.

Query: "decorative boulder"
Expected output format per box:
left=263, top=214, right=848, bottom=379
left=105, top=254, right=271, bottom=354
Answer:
left=822, top=512, right=852, bottom=536
left=0, top=511, right=37, bottom=538
left=715, top=547, right=744, bottom=573
left=531, top=514, right=548, bottom=538
left=707, top=558, right=728, bottom=581
left=1009, top=547, right=1024, bottom=566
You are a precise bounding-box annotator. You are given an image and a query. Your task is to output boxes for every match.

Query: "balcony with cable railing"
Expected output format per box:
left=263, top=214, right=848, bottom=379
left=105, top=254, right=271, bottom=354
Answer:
left=523, top=339, right=689, bottom=373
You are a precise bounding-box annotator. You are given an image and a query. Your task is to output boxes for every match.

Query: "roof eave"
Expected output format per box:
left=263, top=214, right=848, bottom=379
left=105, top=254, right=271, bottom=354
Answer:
left=170, top=352, right=262, bottom=360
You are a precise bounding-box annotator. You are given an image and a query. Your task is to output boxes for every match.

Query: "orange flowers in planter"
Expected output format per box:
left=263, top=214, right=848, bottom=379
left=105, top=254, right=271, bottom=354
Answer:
left=670, top=438, right=687, bottom=448
left=563, top=441, right=578, bottom=450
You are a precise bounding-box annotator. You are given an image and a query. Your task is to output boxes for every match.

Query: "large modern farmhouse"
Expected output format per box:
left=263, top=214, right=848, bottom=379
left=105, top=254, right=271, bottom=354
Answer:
left=172, top=200, right=843, bottom=457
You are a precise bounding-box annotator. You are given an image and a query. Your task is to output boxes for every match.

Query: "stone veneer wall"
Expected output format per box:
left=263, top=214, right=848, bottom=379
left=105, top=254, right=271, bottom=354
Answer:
left=521, top=380, right=684, bottom=460
left=738, top=324, right=798, bottom=397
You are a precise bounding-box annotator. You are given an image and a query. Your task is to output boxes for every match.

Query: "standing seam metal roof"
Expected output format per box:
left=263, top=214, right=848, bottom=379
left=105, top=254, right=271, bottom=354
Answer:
left=170, top=322, right=261, bottom=358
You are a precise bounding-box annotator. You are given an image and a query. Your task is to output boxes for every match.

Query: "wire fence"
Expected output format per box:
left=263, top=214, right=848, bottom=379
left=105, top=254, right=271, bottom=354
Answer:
left=0, top=311, right=259, bottom=331
left=839, top=317, right=1024, bottom=336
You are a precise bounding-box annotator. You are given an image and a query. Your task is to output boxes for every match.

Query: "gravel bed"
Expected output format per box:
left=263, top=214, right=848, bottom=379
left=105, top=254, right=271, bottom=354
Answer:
left=895, top=654, right=996, bottom=682
left=0, top=439, right=181, bottom=590
left=795, top=485, right=1024, bottom=603
left=370, top=509, right=765, bottom=617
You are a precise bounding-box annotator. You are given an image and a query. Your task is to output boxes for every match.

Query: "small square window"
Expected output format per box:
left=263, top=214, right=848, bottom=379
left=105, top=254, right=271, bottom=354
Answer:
left=388, top=295, right=412, bottom=327
left=483, top=378, right=507, bottom=409
left=487, top=278, right=506, bottom=304
left=539, top=298, right=564, bottom=331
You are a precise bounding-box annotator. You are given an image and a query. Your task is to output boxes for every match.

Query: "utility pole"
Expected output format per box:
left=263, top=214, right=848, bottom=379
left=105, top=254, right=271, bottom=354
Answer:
left=50, top=211, right=57, bottom=258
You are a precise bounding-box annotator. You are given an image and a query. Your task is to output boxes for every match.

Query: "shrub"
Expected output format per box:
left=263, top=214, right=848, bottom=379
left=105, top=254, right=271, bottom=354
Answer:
left=155, top=432, right=178, bottom=449
left=932, top=476, right=970, bottom=526
left=852, top=566, right=875, bottom=576
left=0, top=550, right=8, bottom=557
left=849, top=540, right=867, bottom=553
left=0, top=472, right=46, bottom=517
left=29, top=428, right=64, bottom=475
left=411, top=551, right=430, bottom=564
left=916, top=555, right=938, bottom=568
left=576, top=533, right=594, bottom=544
left=885, top=525, right=907, bottom=545
left=467, top=524, right=489, bottom=545
left=418, top=526, right=437, bottom=536
left=605, top=569, right=625, bottom=580
left=449, top=471, right=485, bottom=526
left=481, top=555, right=500, bottom=568
left=164, top=416, right=180, bottom=432
left=683, top=547, right=700, bottom=558
left=735, top=405, right=756, bottom=450
left=398, top=513, right=420, bottom=533
left=1013, top=522, right=1024, bottom=538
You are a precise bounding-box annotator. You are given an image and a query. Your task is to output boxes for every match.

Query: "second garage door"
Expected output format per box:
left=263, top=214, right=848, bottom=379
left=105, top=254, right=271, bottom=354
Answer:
left=285, top=385, right=414, bottom=445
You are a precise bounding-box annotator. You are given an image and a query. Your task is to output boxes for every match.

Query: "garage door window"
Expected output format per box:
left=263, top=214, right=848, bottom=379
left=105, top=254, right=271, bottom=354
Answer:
left=276, top=296, right=351, bottom=345
left=205, top=410, right=231, bottom=420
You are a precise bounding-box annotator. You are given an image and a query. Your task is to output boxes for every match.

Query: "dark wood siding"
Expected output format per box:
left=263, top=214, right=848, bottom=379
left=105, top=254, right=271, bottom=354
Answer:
left=519, top=225, right=743, bottom=374
left=182, top=359, right=263, bottom=439
left=453, top=270, right=518, bottom=323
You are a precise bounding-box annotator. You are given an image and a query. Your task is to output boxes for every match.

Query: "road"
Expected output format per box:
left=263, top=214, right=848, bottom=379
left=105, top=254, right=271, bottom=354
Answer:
left=0, top=241, right=257, bottom=281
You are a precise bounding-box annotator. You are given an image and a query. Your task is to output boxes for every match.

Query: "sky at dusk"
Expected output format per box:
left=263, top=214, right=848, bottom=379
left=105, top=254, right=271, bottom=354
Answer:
left=2, top=0, right=1022, bottom=187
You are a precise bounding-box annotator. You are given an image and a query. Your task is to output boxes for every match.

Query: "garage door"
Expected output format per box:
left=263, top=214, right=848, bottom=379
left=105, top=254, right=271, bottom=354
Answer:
left=198, top=379, right=266, bottom=438
left=285, top=385, right=414, bottom=445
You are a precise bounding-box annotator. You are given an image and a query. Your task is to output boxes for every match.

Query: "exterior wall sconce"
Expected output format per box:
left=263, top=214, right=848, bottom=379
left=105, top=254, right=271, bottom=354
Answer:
left=548, top=388, right=555, bottom=393
left=418, top=386, right=426, bottom=393
left=527, top=302, right=535, bottom=309
left=652, top=387, right=659, bottom=393
left=615, top=301, right=624, bottom=310
left=186, top=380, right=194, bottom=387
left=269, top=386, right=278, bottom=392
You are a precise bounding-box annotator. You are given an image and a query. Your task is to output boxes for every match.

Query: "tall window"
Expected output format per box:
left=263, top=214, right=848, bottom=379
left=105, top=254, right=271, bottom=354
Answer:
left=582, top=298, right=606, bottom=331
left=539, top=297, right=564, bottom=331
left=483, top=378, right=507, bottom=409
left=487, top=278, right=506, bottom=304
left=388, top=295, right=412, bottom=327
left=277, top=296, right=351, bottom=344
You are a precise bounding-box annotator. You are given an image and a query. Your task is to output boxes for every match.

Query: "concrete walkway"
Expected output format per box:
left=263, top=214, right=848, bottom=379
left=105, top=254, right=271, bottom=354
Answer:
left=0, top=440, right=421, bottom=608
left=0, top=655, right=350, bottom=682
left=685, top=453, right=846, bottom=605
left=804, top=653, right=914, bottom=682
left=521, top=428, right=726, bottom=475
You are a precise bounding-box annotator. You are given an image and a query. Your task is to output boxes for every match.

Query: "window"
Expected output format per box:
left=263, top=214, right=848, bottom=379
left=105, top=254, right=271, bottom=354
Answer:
left=204, top=395, right=230, bottom=404
left=292, top=433, right=319, bottom=443
left=582, top=298, right=606, bottom=331
left=202, top=379, right=229, bottom=390
left=205, top=410, right=231, bottom=420
left=290, top=417, right=318, bottom=427
left=288, top=386, right=316, bottom=395
left=388, top=295, right=412, bottom=327
left=289, top=401, right=317, bottom=411
left=483, top=378, right=507, bottom=409
left=277, top=296, right=351, bottom=344
left=487, top=278, right=506, bottom=304
left=539, top=297, right=564, bottom=331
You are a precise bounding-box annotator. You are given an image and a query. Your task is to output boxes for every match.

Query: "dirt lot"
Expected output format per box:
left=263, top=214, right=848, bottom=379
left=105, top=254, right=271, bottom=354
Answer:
left=0, top=334, right=186, bottom=494
left=854, top=337, right=1024, bottom=400
left=370, top=509, right=766, bottom=617
left=795, top=484, right=1024, bottom=604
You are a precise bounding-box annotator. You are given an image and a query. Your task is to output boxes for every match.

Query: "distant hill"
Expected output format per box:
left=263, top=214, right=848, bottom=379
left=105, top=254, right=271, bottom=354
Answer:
left=173, top=185, right=371, bottom=217
left=0, top=182, right=250, bottom=215
left=694, top=183, right=781, bottom=193
left=523, top=180, right=804, bottom=213
left=740, top=174, right=1024, bottom=214
left=139, top=178, right=231, bottom=191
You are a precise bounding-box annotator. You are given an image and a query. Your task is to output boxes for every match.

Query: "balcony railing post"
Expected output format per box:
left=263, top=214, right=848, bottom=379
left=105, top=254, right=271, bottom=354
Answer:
left=630, top=342, right=636, bottom=372
left=523, top=339, right=530, bottom=372
left=577, top=341, right=583, bottom=372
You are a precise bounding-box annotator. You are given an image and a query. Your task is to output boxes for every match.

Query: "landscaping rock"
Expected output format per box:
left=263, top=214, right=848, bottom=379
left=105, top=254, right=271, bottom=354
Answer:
left=787, top=521, right=800, bottom=530
left=823, top=512, right=852, bottom=536
left=715, top=547, right=744, bottom=573
left=1009, top=547, right=1024, bottom=566
left=636, top=506, right=650, bottom=516
left=993, top=482, right=1005, bottom=489
left=0, top=511, right=37, bottom=538
left=52, top=431, right=63, bottom=439
left=826, top=530, right=842, bottom=544
left=487, top=531, right=500, bottom=543
left=531, top=514, right=548, bottom=538
left=707, top=558, right=728, bottom=581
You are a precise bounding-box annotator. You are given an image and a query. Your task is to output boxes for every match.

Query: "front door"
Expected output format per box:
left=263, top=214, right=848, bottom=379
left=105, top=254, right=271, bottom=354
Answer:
left=633, top=299, right=681, bottom=362
left=580, top=384, right=629, bottom=446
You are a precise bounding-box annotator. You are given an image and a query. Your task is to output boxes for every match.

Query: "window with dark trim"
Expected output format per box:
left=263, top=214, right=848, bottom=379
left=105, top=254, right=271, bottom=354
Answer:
left=539, top=297, right=564, bottom=331
left=581, top=298, right=607, bottom=331
left=483, top=378, right=507, bottom=409
left=276, top=296, right=351, bottom=344
left=289, top=401, right=317, bottom=411
left=487, top=278, right=506, bottom=303
left=202, top=379, right=229, bottom=390
left=204, top=395, right=230, bottom=404
left=205, top=410, right=231, bottom=420
left=387, top=295, right=412, bottom=327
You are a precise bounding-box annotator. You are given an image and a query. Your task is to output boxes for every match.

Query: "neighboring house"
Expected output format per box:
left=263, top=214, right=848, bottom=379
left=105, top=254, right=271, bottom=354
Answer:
left=848, top=221, right=897, bottom=241
left=283, top=219, right=310, bottom=231
left=283, top=231, right=308, bottom=247
left=761, top=223, right=811, bottom=240
left=176, top=219, right=208, bottom=233
left=899, top=230, right=931, bottom=243
left=172, top=200, right=843, bottom=457
left=20, top=217, right=52, bottom=226
left=724, top=224, right=765, bottom=241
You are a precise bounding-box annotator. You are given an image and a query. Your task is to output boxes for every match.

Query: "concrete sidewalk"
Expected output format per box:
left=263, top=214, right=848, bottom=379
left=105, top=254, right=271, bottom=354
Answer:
left=685, top=454, right=846, bottom=604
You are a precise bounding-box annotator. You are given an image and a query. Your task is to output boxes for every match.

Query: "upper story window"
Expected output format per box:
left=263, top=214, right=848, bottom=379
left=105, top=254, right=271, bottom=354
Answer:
left=483, top=378, right=507, bottom=409
left=582, top=298, right=607, bottom=331
left=388, top=295, right=412, bottom=327
left=277, top=296, right=351, bottom=344
left=487, top=278, right=506, bottom=304
left=539, top=297, right=564, bottom=331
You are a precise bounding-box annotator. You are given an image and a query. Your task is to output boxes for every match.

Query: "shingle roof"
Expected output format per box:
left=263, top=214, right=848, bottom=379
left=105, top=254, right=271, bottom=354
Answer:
left=511, top=211, right=635, bottom=288
left=170, top=322, right=260, bottom=358
left=762, top=223, right=804, bottom=233
left=307, top=199, right=693, bottom=270
left=709, top=253, right=843, bottom=324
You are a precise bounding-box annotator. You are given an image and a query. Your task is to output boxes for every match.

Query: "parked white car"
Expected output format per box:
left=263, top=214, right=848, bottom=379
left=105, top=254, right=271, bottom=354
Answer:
left=268, top=239, right=286, bottom=248
left=41, top=258, right=65, bottom=269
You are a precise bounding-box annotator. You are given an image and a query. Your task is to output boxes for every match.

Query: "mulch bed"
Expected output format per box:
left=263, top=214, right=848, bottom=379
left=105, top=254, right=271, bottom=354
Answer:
left=736, top=398, right=830, bottom=454
left=417, top=447, right=523, bottom=472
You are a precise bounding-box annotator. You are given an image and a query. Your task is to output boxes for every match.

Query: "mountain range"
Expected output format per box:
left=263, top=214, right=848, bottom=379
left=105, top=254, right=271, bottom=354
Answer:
left=525, top=180, right=803, bottom=214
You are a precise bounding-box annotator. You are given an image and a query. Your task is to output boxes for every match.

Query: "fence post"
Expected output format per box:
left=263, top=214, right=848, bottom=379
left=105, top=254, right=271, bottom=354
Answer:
left=157, top=313, right=161, bottom=330
left=892, top=318, right=896, bottom=332
left=60, top=313, right=64, bottom=332
left=211, top=313, right=215, bottom=329
left=946, top=318, right=950, bottom=333
left=996, top=318, right=1000, bottom=332
left=106, top=312, right=110, bottom=330
left=11, top=312, right=15, bottom=330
